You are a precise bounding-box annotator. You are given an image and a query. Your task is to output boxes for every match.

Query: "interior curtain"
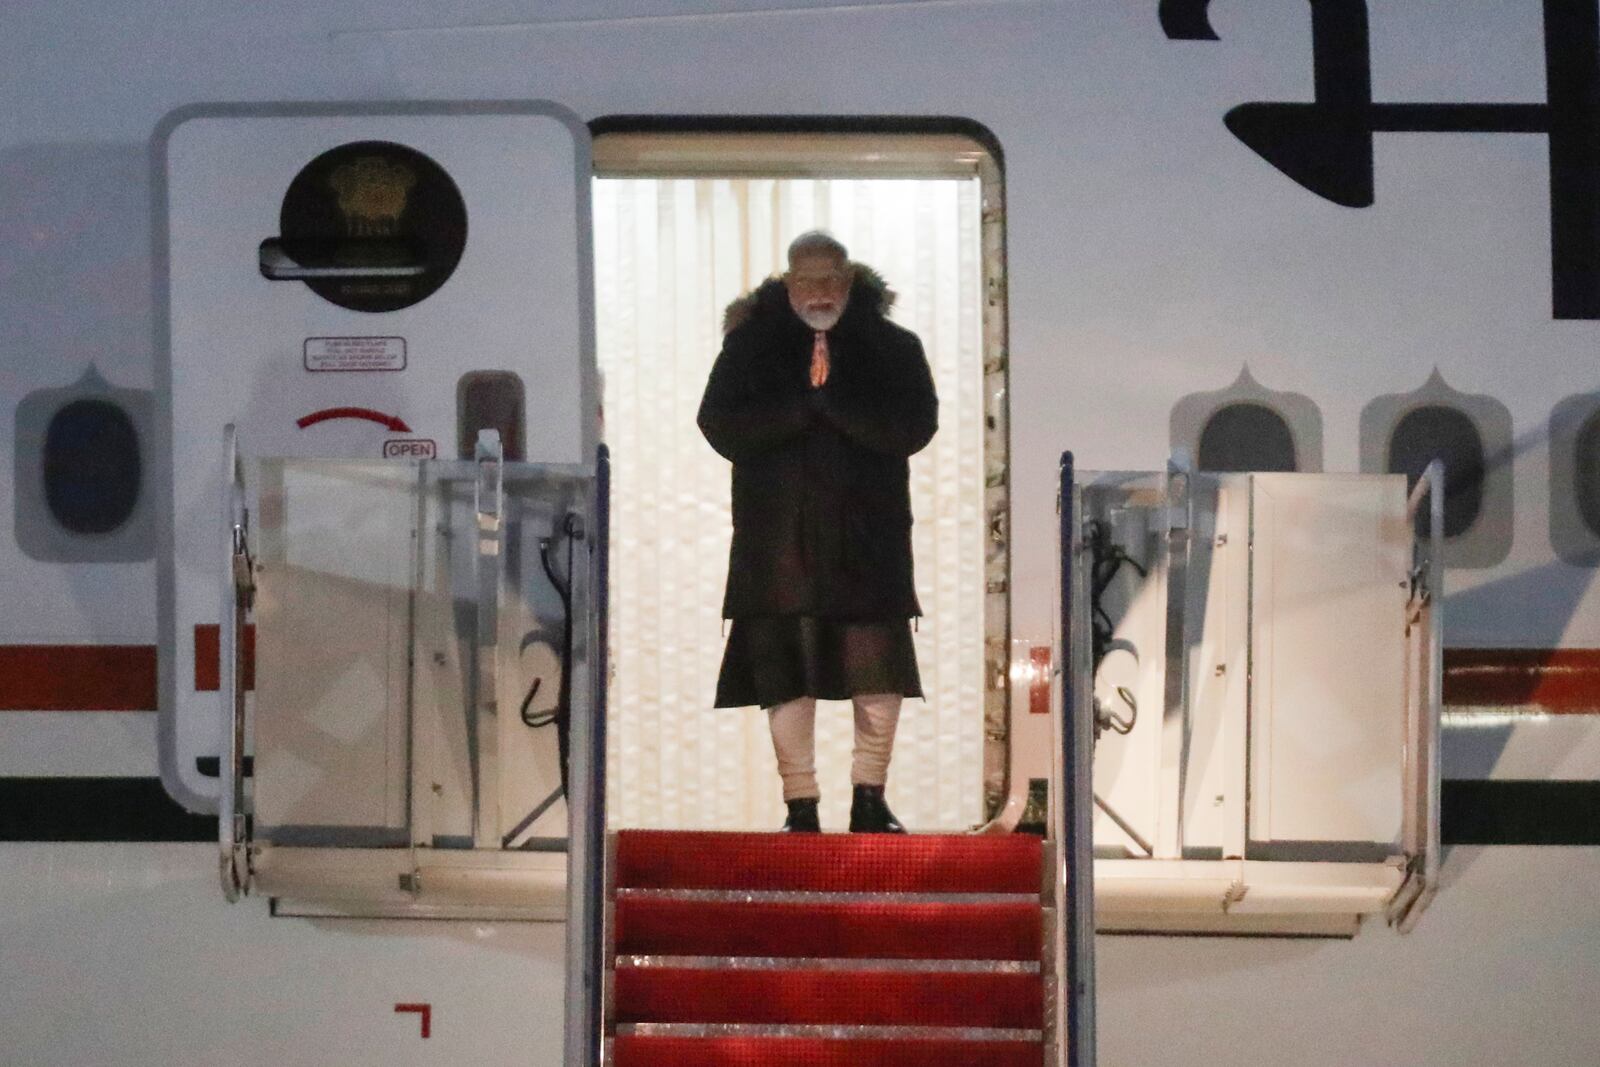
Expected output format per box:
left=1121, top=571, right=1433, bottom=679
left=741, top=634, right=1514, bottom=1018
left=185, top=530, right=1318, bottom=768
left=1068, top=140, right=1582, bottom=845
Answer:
left=594, top=176, right=984, bottom=831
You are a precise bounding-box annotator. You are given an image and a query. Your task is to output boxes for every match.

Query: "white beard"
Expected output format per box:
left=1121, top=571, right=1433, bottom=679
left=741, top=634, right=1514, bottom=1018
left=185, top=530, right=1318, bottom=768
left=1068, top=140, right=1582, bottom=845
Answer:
left=796, top=304, right=843, bottom=331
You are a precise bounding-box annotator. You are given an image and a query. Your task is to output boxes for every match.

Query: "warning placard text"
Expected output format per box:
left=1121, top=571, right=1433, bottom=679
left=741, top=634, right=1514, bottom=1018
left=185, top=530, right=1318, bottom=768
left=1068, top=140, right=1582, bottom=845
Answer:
left=304, top=336, right=407, bottom=372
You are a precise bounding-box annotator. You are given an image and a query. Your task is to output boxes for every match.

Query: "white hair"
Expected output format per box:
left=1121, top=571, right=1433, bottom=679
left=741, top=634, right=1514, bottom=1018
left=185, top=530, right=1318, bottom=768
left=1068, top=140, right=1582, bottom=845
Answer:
left=786, top=230, right=849, bottom=267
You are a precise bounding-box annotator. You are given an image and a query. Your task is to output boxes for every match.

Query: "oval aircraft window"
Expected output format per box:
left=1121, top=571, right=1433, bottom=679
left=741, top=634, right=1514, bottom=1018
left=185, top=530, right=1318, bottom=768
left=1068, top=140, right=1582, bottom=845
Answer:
left=1573, top=410, right=1600, bottom=539
left=1387, top=405, right=1486, bottom=539
left=278, top=141, right=468, bottom=313
left=1196, top=402, right=1297, bottom=472
left=43, top=398, right=141, bottom=534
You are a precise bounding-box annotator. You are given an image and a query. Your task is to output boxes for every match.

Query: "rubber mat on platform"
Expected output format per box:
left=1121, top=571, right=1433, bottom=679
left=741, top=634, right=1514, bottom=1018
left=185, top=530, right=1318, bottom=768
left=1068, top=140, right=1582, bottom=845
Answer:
left=613, top=831, right=1043, bottom=894
left=611, top=1035, right=1043, bottom=1067
left=613, top=967, right=1043, bottom=1028
left=614, top=897, right=1042, bottom=960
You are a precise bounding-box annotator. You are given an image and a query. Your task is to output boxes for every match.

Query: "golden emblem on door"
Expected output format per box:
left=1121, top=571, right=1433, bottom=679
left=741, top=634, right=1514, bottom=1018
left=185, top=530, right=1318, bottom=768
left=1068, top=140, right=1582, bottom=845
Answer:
left=328, top=157, right=417, bottom=236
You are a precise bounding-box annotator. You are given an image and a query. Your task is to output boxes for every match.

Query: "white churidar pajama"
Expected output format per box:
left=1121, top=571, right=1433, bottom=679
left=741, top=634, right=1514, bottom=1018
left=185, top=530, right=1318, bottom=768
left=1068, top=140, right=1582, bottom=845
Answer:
left=766, top=692, right=902, bottom=801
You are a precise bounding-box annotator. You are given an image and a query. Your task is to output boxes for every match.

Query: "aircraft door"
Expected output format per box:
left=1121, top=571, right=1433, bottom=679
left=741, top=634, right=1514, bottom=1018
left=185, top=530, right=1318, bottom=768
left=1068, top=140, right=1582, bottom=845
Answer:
left=156, top=102, right=595, bottom=821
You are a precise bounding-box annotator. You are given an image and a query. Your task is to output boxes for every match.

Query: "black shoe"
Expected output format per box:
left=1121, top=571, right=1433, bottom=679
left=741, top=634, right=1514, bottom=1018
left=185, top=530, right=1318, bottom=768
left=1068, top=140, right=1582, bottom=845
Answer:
left=849, top=784, right=906, bottom=834
left=782, top=797, right=821, bottom=833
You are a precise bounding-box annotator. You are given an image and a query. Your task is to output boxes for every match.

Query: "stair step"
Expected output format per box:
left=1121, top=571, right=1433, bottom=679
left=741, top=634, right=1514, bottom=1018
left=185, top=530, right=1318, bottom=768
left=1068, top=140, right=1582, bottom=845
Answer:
left=613, top=967, right=1043, bottom=1029
left=615, top=897, right=1043, bottom=960
left=611, top=1034, right=1043, bottom=1066
left=613, top=832, right=1043, bottom=894
left=619, top=958, right=1036, bottom=973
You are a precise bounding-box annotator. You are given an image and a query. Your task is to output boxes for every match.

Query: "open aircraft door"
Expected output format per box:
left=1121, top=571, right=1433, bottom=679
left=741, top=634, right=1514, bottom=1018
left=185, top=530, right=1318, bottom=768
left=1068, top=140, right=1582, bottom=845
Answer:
left=155, top=103, right=599, bottom=918
left=155, top=108, right=1091, bottom=1067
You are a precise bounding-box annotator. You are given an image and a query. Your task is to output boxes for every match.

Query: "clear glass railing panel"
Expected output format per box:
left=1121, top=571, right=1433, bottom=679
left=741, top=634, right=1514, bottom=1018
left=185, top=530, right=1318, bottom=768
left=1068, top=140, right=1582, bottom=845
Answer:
left=253, top=459, right=588, bottom=852
left=1079, top=471, right=1170, bottom=858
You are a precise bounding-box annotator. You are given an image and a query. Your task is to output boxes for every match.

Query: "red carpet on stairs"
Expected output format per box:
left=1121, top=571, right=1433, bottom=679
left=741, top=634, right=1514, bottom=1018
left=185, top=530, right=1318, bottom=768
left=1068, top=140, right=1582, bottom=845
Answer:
left=614, top=830, right=1042, bottom=894
left=615, top=967, right=1043, bottom=1028
left=615, top=897, right=1043, bottom=960
left=608, top=831, right=1049, bottom=1067
left=610, top=1035, right=1047, bottom=1067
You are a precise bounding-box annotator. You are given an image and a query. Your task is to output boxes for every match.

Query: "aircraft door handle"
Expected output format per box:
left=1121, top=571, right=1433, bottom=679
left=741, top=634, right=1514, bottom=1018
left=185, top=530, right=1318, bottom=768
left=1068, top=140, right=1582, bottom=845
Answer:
left=257, top=237, right=428, bottom=280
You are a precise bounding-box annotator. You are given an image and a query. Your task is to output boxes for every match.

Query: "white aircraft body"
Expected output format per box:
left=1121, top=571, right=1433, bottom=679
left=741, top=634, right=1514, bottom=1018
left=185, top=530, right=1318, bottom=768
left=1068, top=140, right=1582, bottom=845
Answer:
left=2, top=1, right=1598, bottom=1065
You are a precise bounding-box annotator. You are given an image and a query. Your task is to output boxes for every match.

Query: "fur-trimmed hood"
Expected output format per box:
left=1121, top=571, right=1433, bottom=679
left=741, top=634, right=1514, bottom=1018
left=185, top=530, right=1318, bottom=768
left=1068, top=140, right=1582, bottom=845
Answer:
left=721, top=263, right=897, bottom=335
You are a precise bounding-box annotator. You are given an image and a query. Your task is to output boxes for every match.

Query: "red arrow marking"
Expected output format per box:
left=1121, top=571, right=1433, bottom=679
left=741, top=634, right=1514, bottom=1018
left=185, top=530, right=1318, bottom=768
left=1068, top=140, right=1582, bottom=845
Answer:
left=296, top=406, right=411, bottom=432
left=394, top=1003, right=431, bottom=1039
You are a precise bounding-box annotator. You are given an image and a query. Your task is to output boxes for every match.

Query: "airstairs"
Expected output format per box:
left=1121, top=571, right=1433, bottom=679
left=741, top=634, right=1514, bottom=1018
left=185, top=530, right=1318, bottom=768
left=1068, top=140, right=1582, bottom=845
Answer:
left=209, top=442, right=1440, bottom=1066
left=211, top=435, right=1097, bottom=1063
left=606, top=831, right=1049, bottom=1066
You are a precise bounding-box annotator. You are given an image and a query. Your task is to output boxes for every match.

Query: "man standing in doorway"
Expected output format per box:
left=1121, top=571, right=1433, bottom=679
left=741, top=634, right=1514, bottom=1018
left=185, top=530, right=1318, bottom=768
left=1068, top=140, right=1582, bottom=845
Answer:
left=698, top=231, right=938, bottom=833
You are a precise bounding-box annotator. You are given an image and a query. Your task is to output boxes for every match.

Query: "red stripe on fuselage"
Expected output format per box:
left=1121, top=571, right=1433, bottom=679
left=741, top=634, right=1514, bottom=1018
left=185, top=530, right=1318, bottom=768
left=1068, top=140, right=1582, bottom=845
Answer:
left=0, top=628, right=255, bottom=711
left=191, top=624, right=255, bottom=693
left=1443, top=648, right=1600, bottom=709
left=3, top=644, right=1600, bottom=712
left=0, top=645, right=156, bottom=711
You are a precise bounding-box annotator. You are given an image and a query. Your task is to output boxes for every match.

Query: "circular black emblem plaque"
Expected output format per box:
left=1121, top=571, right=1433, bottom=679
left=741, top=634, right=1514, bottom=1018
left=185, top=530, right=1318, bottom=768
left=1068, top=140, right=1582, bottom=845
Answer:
left=279, top=140, right=467, bottom=313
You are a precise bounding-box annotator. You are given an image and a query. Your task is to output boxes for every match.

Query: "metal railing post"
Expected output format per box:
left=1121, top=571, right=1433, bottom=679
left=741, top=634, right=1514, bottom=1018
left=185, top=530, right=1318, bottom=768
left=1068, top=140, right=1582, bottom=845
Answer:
left=1391, top=459, right=1444, bottom=932
left=219, top=424, right=251, bottom=902
left=1156, top=454, right=1192, bottom=859
left=564, top=444, right=610, bottom=1066
left=471, top=431, right=505, bottom=850
left=1057, top=452, right=1097, bottom=1067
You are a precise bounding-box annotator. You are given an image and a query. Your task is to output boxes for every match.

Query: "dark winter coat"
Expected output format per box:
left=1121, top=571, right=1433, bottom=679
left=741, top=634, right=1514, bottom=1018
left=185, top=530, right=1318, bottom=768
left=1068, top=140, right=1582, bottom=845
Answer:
left=697, top=269, right=937, bottom=619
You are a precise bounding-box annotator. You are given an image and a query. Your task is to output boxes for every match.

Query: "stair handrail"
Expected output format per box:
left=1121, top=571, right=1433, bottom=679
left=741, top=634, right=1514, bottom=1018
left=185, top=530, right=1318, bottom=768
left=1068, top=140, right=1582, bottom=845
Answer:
left=1389, top=458, right=1444, bottom=933
left=564, top=444, right=611, bottom=1067
left=471, top=430, right=506, bottom=850
left=1056, top=451, right=1097, bottom=1067
left=219, top=424, right=252, bottom=903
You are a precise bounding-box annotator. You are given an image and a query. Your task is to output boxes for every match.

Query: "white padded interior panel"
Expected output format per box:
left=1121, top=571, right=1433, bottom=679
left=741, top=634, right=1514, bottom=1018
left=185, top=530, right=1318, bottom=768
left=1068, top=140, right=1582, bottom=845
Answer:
left=594, top=176, right=985, bottom=831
